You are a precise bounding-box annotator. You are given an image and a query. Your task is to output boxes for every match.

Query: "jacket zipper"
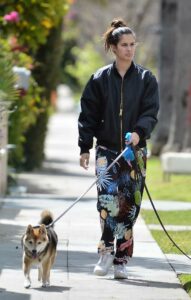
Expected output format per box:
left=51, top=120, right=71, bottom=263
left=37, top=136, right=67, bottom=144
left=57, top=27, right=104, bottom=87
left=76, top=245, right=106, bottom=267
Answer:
left=119, top=78, right=124, bottom=152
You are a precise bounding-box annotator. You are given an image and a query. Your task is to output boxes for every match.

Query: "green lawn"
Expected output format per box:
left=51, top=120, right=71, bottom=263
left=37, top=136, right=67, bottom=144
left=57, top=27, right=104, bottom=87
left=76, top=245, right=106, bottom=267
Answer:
left=141, top=209, right=191, bottom=255
left=150, top=230, right=191, bottom=255
left=144, top=157, right=191, bottom=202
left=141, top=157, right=191, bottom=296
left=141, top=209, right=191, bottom=225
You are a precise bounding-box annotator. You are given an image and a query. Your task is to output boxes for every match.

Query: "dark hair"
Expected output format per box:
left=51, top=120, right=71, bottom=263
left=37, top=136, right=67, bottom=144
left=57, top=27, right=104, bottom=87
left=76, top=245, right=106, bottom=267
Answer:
left=103, top=18, right=136, bottom=52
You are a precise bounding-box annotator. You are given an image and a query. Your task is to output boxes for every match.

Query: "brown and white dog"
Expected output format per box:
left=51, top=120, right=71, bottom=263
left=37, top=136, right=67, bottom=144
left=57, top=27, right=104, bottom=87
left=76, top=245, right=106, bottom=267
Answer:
left=21, top=210, right=58, bottom=288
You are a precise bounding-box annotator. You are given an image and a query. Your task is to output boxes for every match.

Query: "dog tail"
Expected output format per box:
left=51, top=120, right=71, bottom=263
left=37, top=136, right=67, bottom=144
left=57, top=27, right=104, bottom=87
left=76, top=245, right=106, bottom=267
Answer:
left=40, top=210, right=54, bottom=226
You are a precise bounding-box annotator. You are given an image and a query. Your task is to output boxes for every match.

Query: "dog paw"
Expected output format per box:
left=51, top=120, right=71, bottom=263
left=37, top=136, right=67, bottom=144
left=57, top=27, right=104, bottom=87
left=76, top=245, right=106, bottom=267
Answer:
left=42, top=281, right=50, bottom=288
left=24, top=280, right=31, bottom=289
left=42, top=283, right=47, bottom=288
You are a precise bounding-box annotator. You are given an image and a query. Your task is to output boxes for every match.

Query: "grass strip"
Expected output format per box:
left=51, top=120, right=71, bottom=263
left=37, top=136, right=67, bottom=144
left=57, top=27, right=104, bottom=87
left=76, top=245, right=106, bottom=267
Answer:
left=141, top=209, right=191, bottom=226
left=150, top=230, right=191, bottom=255
left=144, top=157, right=191, bottom=202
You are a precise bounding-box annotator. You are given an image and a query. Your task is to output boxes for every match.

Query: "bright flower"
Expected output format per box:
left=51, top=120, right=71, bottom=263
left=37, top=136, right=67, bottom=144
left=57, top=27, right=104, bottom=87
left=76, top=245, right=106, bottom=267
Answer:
left=10, top=11, right=19, bottom=22
left=4, top=11, right=19, bottom=23
left=4, top=15, right=12, bottom=22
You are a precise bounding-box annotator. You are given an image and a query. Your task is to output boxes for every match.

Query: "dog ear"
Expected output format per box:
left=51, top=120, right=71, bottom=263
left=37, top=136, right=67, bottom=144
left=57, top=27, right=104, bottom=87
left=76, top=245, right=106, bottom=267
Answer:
left=39, top=224, right=47, bottom=235
left=26, top=224, right=33, bottom=234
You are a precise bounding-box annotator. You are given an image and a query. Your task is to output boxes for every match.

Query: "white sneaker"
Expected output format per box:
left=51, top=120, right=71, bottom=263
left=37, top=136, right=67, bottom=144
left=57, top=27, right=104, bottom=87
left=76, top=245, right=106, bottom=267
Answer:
left=114, top=264, right=128, bottom=279
left=93, top=253, right=114, bottom=276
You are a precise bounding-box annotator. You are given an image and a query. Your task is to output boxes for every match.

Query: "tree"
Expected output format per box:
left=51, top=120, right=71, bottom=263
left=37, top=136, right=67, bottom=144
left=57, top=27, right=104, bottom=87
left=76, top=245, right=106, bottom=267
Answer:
left=165, top=0, right=191, bottom=152
left=152, top=0, right=191, bottom=154
left=152, top=0, right=178, bottom=155
left=23, top=21, right=64, bottom=170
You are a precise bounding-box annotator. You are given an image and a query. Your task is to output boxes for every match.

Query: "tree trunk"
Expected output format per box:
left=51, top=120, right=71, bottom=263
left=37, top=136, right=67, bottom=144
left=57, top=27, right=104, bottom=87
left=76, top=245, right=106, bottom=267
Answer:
left=151, top=0, right=178, bottom=155
left=24, top=21, right=64, bottom=170
left=184, top=84, right=191, bottom=149
left=164, top=0, right=191, bottom=152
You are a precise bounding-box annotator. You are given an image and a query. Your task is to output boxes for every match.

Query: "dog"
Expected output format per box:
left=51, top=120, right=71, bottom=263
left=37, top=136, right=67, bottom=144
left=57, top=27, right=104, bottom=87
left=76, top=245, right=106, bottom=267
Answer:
left=21, top=210, right=58, bottom=288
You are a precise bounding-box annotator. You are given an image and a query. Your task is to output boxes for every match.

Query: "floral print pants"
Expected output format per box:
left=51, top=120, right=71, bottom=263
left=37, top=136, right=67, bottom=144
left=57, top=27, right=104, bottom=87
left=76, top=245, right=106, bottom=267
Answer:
left=96, top=145, right=147, bottom=265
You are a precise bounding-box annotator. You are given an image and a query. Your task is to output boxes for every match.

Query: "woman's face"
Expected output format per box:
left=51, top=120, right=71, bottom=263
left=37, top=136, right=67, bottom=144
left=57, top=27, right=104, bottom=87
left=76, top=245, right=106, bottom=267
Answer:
left=112, top=33, right=136, bottom=63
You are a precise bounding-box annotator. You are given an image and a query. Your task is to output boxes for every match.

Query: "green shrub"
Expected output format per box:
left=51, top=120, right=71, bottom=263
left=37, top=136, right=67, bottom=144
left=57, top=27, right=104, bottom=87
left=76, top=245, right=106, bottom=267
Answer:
left=0, top=1, right=69, bottom=52
left=0, top=1, right=71, bottom=170
left=65, top=41, right=104, bottom=100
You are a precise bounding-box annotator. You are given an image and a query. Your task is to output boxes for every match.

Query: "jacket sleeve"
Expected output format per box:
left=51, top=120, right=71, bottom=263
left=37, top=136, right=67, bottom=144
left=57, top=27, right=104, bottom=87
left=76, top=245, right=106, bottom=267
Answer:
left=134, top=72, right=159, bottom=140
left=78, top=75, right=101, bottom=154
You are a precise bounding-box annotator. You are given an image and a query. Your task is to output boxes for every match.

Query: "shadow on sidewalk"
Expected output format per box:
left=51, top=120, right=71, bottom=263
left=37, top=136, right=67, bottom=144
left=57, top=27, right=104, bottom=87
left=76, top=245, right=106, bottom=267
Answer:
left=0, top=289, right=30, bottom=300
left=114, top=278, right=181, bottom=289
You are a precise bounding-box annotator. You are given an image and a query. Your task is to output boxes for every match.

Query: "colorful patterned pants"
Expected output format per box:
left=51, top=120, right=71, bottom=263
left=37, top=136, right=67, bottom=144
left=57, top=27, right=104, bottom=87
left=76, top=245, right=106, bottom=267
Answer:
left=96, top=146, right=147, bottom=265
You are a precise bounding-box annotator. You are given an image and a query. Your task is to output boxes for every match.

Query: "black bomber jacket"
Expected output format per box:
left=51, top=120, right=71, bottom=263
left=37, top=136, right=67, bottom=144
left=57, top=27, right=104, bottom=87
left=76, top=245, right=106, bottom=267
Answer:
left=78, top=61, right=159, bottom=154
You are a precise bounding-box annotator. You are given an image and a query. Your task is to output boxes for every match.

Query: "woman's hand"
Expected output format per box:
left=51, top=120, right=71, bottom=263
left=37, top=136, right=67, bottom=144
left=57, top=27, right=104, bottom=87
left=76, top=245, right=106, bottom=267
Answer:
left=80, top=153, right=90, bottom=170
left=131, top=132, right=140, bottom=146
left=126, top=132, right=140, bottom=146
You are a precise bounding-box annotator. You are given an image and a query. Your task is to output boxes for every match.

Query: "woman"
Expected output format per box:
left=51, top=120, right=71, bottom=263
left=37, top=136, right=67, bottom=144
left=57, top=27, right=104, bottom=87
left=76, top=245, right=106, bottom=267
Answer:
left=78, top=18, right=159, bottom=279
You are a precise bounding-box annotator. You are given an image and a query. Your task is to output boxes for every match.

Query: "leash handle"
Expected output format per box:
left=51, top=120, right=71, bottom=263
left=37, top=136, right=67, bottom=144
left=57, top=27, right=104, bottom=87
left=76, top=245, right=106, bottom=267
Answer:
left=47, top=147, right=128, bottom=228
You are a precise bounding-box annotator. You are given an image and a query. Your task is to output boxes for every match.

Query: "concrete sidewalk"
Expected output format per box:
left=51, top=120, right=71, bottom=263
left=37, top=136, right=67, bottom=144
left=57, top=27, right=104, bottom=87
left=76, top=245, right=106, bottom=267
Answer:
left=0, top=85, right=190, bottom=299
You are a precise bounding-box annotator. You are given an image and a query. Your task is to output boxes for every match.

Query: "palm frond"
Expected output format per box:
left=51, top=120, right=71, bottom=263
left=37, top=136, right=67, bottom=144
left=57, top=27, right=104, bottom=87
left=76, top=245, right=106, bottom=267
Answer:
left=0, top=55, right=18, bottom=102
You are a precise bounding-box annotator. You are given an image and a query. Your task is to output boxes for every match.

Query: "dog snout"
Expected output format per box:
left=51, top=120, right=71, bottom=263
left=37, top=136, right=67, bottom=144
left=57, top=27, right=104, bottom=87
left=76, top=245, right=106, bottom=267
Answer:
left=32, top=249, right=37, bottom=258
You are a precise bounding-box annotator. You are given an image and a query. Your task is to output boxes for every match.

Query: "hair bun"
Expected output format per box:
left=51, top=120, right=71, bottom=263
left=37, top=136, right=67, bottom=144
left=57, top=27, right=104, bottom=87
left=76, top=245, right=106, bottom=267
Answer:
left=111, top=18, right=127, bottom=29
